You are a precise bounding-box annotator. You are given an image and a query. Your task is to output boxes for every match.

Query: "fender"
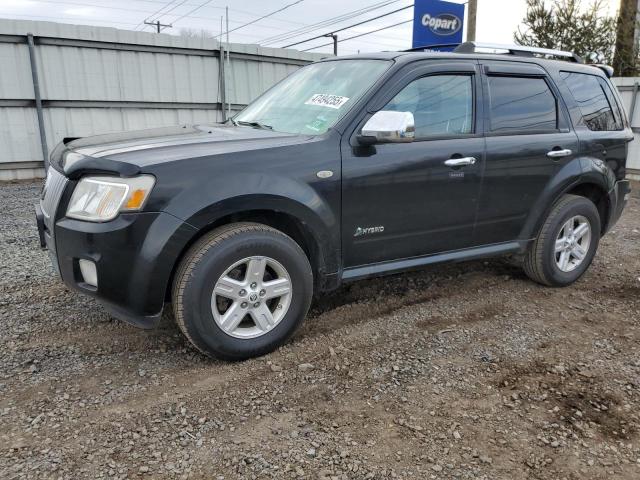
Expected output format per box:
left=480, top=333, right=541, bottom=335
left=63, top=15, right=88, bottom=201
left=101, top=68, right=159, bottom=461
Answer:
left=578, top=155, right=617, bottom=190
left=520, top=156, right=612, bottom=240
left=60, top=129, right=343, bottom=283
left=163, top=172, right=340, bottom=276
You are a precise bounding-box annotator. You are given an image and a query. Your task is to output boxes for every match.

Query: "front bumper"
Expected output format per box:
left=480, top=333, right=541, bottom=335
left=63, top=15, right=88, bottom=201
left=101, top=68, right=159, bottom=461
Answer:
left=41, top=210, right=197, bottom=328
left=605, top=179, right=631, bottom=233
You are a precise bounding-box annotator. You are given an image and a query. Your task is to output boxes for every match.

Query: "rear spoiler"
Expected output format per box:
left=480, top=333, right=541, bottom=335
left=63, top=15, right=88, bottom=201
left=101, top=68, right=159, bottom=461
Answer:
left=594, top=64, right=614, bottom=78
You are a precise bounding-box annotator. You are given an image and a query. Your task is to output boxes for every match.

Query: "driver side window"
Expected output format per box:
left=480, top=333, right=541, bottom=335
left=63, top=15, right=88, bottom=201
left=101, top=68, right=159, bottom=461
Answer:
left=384, top=74, right=474, bottom=139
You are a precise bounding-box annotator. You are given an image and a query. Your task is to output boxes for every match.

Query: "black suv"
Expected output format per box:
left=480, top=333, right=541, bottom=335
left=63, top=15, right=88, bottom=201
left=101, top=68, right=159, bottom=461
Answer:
left=36, top=42, right=632, bottom=360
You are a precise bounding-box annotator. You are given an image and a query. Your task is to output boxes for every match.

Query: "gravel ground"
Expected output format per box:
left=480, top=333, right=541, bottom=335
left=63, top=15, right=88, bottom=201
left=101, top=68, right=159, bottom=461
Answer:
left=1, top=180, right=639, bottom=480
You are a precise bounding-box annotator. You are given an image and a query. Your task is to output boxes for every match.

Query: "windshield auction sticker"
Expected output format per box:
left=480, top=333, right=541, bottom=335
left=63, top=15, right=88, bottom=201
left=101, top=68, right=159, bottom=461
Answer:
left=305, top=94, right=350, bottom=109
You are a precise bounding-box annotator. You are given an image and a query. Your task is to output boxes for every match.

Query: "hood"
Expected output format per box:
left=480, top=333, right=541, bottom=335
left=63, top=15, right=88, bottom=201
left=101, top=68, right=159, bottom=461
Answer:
left=59, top=123, right=311, bottom=173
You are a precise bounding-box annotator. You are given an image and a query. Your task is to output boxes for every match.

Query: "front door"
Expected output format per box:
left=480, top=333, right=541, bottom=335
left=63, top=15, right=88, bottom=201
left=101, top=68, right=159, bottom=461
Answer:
left=341, top=61, right=485, bottom=268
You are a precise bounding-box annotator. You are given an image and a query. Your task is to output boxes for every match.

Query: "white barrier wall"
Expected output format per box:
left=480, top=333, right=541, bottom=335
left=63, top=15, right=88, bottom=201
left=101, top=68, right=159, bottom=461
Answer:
left=613, top=77, right=640, bottom=180
left=0, top=19, right=326, bottom=181
left=1, top=21, right=637, bottom=182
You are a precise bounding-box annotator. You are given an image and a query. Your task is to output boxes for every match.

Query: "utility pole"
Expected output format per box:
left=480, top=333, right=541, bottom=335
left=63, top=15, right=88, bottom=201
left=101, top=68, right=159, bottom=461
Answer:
left=324, top=33, right=338, bottom=56
left=466, top=0, right=477, bottom=42
left=144, top=20, right=172, bottom=33
left=219, top=15, right=227, bottom=122
left=225, top=6, right=231, bottom=120
left=613, top=0, right=639, bottom=76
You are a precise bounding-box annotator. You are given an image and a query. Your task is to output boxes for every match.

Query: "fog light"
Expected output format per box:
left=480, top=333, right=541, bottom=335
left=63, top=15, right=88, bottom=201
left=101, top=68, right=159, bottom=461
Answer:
left=79, top=259, right=98, bottom=287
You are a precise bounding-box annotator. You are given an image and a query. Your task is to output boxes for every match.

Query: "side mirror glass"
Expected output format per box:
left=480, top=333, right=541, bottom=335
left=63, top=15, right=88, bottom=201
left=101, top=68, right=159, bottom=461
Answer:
left=358, top=111, right=415, bottom=145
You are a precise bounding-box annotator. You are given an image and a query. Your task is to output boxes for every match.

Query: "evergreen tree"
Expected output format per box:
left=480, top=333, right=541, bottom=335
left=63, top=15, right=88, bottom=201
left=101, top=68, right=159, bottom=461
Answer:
left=515, top=0, right=618, bottom=65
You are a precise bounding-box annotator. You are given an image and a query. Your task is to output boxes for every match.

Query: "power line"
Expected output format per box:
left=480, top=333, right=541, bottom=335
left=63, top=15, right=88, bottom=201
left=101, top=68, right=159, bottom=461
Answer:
left=32, top=0, right=309, bottom=28
left=0, top=12, right=139, bottom=26
left=220, top=0, right=305, bottom=37
left=302, top=19, right=412, bottom=52
left=259, top=0, right=403, bottom=45
left=27, top=0, right=169, bottom=17
left=134, top=0, right=179, bottom=30
left=282, top=4, right=413, bottom=48
left=4, top=0, right=306, bottom=39
left=168, top=0, right=217, bottom=26
left=262, top=0, right=401, bottom=45
left=7, top=0, right=413, bottom=48
left=140, top=0, right=190, bottom=31
left=149, top=0, right=190, bottom=22
left=24, top=0, right=376, bottom=42
left=135, top=0, right=310, bottom=27
left=144, top=19, right=173, bottom=33
left=36, top=0, right=308, bottom=35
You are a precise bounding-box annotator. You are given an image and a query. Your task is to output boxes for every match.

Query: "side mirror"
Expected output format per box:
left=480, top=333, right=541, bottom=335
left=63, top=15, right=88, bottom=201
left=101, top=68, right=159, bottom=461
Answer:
left=358, top=111, right=415, bottom=145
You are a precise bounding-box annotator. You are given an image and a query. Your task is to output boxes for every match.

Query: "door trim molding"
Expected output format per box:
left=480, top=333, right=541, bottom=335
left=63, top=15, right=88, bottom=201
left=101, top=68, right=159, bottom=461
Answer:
left=341, top=240, right=528, bottom=282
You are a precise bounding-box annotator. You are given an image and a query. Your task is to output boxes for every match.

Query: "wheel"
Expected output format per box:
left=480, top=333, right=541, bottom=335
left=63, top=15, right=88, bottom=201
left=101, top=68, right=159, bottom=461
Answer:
left=523, top=194, right=600, bottom=287
left=172, top=223, right=313, bottom=360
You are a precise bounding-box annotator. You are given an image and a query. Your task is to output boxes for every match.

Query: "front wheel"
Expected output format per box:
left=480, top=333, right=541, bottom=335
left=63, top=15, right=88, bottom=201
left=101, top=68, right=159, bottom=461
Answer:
left=523, top=194, right=601, bottom=287
left=172, top=223, right=313, bottom=360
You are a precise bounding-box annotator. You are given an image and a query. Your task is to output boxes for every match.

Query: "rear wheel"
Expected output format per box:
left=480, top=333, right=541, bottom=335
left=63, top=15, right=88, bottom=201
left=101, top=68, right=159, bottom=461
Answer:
left=523, top=194, right=600, bottom=287
left=172, top=223, right=313, bottom=360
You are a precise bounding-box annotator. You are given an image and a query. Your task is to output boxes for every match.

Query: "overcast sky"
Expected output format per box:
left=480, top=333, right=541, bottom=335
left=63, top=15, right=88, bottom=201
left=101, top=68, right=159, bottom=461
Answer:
left=0, top=0, right=621, bottom=55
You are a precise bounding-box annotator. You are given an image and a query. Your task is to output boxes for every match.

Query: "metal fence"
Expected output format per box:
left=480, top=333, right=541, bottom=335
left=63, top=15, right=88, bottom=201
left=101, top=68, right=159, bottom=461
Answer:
left=1, top=19, right=638, bottom=181
left=0, top=19, right=326, bottom=180
left=612, top=77, right=640, bottom=180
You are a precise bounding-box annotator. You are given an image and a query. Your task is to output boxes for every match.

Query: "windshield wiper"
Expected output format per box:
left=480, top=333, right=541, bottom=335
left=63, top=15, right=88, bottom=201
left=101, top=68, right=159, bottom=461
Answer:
left=236, top=120, right=273, bottom=130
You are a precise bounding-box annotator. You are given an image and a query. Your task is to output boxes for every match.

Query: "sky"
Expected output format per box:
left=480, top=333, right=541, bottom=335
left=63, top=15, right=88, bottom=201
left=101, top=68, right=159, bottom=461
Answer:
left=0, top=0, right=622, bottom=55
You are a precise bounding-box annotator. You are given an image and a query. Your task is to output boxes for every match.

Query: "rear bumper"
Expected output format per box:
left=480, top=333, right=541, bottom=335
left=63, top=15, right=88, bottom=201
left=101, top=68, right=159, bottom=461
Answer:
left=605, top=180, right=631, bottom=233
left=52, top=211, right=197, bottom=328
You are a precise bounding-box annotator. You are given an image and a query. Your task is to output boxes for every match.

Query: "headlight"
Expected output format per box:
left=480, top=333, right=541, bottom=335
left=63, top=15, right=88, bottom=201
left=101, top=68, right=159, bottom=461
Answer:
left=66, top=175, right=156, bottom=222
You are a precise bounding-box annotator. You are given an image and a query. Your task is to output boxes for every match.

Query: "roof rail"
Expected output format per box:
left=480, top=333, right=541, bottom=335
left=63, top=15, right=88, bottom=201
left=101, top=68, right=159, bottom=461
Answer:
left=404, top=43, right=460, bottom=52
left=454, top=41, right=584, bottom=64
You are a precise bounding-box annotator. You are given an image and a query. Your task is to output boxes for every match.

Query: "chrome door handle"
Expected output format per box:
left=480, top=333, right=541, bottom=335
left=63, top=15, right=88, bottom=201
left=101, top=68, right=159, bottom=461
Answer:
left=547, top=149, right=572, bottom=158
left=444, top=157, right=476, bottom=167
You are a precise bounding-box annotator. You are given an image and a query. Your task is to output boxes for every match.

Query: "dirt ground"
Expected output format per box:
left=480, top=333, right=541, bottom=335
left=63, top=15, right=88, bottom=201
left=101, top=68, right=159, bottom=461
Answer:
left=1, top=181, right=639, bottom=480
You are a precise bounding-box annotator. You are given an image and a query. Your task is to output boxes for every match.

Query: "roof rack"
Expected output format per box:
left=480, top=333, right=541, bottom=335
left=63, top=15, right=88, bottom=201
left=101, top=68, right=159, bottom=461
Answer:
left=453, top=41, right=584, bottom=63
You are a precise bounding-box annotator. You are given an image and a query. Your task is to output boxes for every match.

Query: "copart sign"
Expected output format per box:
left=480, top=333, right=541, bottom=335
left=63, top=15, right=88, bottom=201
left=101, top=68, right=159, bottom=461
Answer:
left=412, top=0, right=465, bottom=49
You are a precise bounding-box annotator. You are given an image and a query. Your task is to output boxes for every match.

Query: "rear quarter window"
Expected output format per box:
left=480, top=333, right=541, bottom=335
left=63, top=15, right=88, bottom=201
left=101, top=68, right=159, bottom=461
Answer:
left=559, top=71, right=622, bottom=131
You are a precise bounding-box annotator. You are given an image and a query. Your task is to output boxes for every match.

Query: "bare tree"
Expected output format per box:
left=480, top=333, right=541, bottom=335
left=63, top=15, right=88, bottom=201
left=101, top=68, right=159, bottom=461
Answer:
left=179, top=28, right=217, bottom=40
left=515, top=0, right=618, bottom=65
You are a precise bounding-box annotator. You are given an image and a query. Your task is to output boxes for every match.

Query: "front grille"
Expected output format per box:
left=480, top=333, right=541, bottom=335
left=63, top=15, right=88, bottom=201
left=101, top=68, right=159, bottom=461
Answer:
left=40, top=168, right=68, bottom=231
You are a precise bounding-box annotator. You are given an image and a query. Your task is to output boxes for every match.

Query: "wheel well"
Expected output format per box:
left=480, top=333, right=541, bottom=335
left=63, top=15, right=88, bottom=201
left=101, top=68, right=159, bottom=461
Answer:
left=165, top=210, right=322, bottom=302
left=566, top=183, right=609, bottom=234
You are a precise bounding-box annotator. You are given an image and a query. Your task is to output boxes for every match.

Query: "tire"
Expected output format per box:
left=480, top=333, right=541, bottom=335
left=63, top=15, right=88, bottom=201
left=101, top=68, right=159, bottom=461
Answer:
left=523, top=194, right=601, bottom=287
left=172, top=222, right=313, bottom=360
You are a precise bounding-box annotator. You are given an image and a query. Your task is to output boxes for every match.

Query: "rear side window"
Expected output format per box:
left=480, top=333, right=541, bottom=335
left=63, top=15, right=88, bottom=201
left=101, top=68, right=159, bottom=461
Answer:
left=560, top=71, right=621, bottom=131
left=487, top=76, right=558, bottom=133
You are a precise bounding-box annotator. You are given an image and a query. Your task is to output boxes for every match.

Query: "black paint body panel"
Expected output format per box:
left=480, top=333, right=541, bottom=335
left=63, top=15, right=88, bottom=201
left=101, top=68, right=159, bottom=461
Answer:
left=40, top=52, right=633, bottom=327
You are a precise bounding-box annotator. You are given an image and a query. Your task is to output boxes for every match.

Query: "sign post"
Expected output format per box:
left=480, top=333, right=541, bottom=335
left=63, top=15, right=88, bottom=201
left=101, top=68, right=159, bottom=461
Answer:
left=412, top=0, right=465, bottom=50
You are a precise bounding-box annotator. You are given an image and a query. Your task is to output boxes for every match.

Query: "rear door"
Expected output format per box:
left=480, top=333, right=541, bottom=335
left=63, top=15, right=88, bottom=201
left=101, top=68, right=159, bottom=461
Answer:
left=556, top=70, right=632, bottom=180
left=473, top=61, right=579, bottom=245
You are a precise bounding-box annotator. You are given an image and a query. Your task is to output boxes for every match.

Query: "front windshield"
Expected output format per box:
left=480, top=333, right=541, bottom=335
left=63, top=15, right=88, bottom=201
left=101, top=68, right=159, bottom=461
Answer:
left=233, top=59, right=391, bottom=135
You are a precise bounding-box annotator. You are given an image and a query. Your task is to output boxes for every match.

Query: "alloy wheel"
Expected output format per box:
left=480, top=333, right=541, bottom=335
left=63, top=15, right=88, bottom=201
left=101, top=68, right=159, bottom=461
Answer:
left=211, top=256, right=292, bottom=339
left=554, top=215, right=591, bottom=273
